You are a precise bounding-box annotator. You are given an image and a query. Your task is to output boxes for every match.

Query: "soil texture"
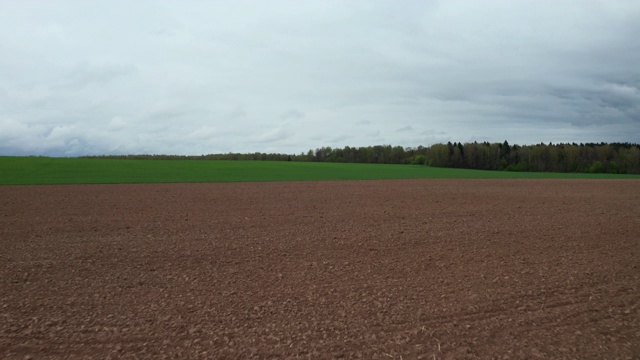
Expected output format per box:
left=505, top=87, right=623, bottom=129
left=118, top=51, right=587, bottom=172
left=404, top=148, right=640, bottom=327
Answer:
left=1, top=179, right=639, bottom=359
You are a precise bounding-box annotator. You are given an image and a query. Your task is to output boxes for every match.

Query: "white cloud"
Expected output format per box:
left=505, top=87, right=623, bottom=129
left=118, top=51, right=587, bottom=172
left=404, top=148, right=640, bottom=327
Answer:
left=183, top=126, right=218, bottom=141
left=0, top=0, right=639, bottom=156
left=251, top=127, right=291, bottom=144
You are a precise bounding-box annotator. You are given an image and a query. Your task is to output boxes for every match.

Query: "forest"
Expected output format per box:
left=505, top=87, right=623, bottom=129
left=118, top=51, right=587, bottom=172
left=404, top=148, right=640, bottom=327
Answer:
left=85, top=142, right=640, bottom=174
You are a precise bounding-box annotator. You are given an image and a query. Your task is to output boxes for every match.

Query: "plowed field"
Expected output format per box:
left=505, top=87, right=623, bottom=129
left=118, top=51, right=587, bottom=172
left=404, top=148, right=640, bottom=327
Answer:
left=1, top=180, right=639, bottom=359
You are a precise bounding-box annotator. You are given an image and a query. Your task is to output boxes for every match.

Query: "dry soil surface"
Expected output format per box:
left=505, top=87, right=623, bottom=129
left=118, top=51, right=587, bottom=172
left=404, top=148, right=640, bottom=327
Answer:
left=1, top=179, right=639, bottom=359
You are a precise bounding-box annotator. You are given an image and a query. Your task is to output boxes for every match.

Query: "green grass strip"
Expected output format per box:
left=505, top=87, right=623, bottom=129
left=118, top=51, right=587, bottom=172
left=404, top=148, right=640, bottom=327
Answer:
left=1, top=156, right=638, bottom=185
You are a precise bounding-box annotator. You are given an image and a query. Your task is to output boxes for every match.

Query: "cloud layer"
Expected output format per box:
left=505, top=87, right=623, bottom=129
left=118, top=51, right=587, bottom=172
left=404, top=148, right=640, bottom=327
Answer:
left=1, top=0, right=639, bottom=156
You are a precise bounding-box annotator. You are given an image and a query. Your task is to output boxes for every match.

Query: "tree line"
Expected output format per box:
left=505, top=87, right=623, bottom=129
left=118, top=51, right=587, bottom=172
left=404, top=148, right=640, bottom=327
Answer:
left=84, top=141, right=640, bottom=174
left=423, top=141, right=640, bottom=174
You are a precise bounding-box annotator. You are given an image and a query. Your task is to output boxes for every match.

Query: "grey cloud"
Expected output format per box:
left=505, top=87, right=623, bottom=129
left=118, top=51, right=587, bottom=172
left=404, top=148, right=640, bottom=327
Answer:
left=155, top=28, right=178, bottom=38
left=183, top=126, right=218, bottom=141
left=141, top=106, right=210, bottom=124
left=396, top=126, right=413, bottom=132
left=542, top=82, right=640, bottom=126
left=57, top=62, right=138, bottom=90
left=251, top=127, right=291, bottom=144
left=1, top=0, right=639, bottom=156
left=229, top=106, right=247, bottom=119
left=281, top=110, right=304, bottom=120
left=592, top=83, right=640, bottom=122
left=421, top=129, right=447, bottom=136
left=328, top=135, right=352, bottom=144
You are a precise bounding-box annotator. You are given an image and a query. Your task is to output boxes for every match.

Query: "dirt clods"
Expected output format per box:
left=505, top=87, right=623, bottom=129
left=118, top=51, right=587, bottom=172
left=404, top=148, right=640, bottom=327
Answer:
left=1, top=179, right=639, bottom=358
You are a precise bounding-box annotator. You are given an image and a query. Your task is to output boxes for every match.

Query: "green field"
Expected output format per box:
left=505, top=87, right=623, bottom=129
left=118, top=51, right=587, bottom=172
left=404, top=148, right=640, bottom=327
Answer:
left=1, top=156, right=638, bottom=185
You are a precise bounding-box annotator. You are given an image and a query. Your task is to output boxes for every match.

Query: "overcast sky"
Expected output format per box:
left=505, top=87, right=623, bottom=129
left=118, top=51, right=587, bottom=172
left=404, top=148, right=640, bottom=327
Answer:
left=1, top=1, right=639, bottom=156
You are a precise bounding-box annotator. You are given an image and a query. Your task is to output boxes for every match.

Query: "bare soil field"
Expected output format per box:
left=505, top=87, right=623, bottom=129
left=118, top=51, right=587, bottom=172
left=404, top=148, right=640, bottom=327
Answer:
left=1, top=179, right=639, bottom=359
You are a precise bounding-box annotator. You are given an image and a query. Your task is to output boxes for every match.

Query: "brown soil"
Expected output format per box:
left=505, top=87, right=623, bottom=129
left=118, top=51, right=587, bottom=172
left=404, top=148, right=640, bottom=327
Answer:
left=1, top=179, right=639, bottom=359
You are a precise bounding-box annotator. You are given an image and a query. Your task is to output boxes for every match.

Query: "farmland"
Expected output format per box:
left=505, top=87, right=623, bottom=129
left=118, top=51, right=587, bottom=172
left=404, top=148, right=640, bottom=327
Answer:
left=1, top=156, right=639, bottom=185
left=1, top=179, right=639, bottom=358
